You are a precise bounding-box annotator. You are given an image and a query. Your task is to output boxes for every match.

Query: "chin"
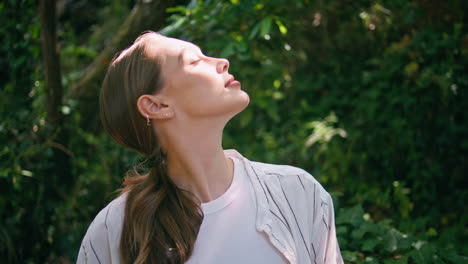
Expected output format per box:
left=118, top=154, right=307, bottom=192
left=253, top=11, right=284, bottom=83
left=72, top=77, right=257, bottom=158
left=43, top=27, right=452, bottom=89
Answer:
left=229, top=92, right=250, bottom=117
left=240, top=92, right=250, bottom=109
left=194, top=91, right=250, bottom=119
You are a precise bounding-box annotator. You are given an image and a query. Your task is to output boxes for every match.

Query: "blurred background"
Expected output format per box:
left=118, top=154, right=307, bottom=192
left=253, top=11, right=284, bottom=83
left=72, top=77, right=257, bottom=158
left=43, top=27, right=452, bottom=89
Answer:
left=1, top=0, right=467, bottom=263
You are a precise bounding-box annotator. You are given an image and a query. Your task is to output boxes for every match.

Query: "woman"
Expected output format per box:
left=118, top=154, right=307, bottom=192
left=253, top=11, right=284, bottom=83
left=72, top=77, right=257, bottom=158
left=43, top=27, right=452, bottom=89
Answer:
left=78, top=31, right=343, bottom=264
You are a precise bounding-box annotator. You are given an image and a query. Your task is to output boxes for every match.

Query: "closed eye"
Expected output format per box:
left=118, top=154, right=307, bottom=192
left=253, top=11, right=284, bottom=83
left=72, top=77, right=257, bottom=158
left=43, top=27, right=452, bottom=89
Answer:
left=190, top=59, right=201, bottom=65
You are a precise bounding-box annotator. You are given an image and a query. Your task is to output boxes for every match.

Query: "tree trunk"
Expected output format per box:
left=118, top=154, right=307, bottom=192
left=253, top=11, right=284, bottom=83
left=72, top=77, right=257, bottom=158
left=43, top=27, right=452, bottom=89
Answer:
left=40, top=0, right=62, bottom=125
left=39, top=0, right=71, bottom=195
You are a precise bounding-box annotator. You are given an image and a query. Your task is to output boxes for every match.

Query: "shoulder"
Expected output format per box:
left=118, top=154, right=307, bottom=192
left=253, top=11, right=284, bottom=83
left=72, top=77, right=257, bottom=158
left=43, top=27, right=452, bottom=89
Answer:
left=251, top=160, right=326, bottom=192
left=77, top=194, right=127, bottom=263
left=249, top=159, right=333, bottom=209
left=88, top=193, right=126, bottom=238
left=225, top=148, right=333, bottom=208
left=250, top=160, right=310, bottom=177
left=246, top=159, right=336, bottom=237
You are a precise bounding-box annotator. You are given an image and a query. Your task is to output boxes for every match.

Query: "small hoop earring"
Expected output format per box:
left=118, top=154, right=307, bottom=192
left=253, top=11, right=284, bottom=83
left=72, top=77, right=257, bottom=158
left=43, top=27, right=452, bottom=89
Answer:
left=146, top=115, right=150, bottom=126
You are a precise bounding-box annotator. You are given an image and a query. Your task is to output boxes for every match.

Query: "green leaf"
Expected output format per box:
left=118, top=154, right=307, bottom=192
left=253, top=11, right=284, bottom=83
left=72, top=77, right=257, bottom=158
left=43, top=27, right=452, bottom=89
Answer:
left=275, top=19, right=288, bottom=34
left=248, top=22, right=260, bottom=40
left=166, top=6, right=187, bottom=14
left=220, top=42, right=235, bottom=58
left=362, top=238, right=379, bottom=251
left=409, top=244, right=436, bottom=264
left=383, top=257, right=408, bottom=264
left=341, top=250, right=358, bottom=262
left=260, top=17, right=273, bottom=37
left=337, top=204, right=365, bottom=226
left=383, top=229, right=400, bottom=253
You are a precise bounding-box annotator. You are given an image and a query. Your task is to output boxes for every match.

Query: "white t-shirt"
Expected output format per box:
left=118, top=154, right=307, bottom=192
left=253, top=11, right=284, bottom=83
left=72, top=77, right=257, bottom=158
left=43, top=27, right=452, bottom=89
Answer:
left=186, top=155, right=287, bottom=264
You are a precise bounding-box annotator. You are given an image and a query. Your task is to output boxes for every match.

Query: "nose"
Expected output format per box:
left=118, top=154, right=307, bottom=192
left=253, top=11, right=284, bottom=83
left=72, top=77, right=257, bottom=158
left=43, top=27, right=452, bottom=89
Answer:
left=216, top=58, right=229, bottom=73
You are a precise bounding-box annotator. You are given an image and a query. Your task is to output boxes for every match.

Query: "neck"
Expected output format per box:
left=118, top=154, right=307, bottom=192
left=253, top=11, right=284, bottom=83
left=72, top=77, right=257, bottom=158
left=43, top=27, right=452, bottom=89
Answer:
left=157, top=117, right=233, bottom=203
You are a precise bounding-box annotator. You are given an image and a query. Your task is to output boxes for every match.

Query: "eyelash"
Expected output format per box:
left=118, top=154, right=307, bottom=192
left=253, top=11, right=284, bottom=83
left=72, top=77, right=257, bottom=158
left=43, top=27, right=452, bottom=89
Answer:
left=190, top=59, right=201, bottom=65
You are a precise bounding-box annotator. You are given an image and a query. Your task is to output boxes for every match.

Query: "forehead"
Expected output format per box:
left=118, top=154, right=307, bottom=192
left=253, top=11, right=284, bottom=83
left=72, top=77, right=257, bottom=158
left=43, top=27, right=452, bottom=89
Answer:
left=140, top=35, right=200, bottom=88
left=143, top=35, right=199, bottom=59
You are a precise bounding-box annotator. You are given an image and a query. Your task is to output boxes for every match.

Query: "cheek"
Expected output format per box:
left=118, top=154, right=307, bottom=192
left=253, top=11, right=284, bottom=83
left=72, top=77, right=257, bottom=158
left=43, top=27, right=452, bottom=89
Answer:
left=167, top=76, right=218, bottom=112
left=181, top=71, right=223, bottom=97
left=166, top=69, right=243, bottom=117
left=178, top=66, right=220, bottom=87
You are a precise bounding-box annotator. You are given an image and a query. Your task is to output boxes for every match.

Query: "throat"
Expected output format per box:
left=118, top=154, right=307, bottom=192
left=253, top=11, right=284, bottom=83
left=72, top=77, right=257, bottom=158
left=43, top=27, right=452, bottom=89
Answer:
left=166, top=150, right=234, bottom=203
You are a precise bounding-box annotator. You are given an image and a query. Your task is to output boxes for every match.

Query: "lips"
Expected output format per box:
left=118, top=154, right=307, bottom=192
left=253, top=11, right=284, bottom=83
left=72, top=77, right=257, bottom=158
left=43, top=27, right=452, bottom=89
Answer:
left=225, top=75, right=241, bottom=87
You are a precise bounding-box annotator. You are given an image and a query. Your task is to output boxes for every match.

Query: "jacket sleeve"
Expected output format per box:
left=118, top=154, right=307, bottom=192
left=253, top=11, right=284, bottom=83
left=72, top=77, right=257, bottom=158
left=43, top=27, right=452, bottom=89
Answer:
left=77, top=206, right=113, bottom=264
left=323, top=194, right=344, bottom=264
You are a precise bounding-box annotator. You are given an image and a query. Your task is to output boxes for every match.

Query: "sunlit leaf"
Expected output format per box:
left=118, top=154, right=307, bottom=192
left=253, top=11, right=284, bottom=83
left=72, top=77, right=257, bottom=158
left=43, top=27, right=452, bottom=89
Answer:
left=260, top=17, right=272, bottom=37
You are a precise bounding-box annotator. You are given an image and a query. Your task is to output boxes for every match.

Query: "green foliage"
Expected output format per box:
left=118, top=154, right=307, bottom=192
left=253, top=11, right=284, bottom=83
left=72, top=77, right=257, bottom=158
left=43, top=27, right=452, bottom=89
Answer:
left=0, top=0, right=133, bottom=263
left=1, top=0, right=467, bottom=262
left=0, top=0, right=45, bottom=262
left=336, top=205, right=466, bottom=263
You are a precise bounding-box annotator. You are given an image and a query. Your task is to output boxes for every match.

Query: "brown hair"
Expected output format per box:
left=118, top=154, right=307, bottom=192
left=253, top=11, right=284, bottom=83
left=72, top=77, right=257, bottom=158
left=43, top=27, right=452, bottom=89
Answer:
left=100, top=32, right=203, bottom=264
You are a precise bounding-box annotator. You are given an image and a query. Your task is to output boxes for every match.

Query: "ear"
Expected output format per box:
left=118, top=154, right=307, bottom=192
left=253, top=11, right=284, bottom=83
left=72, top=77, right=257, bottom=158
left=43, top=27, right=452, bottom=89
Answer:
left=136, top=94, right=174, bottom=120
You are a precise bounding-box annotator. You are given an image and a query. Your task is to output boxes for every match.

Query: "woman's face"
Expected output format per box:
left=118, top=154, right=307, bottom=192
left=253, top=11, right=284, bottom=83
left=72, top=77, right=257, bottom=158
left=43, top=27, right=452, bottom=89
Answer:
left=145, top=35, right=250, bottom=119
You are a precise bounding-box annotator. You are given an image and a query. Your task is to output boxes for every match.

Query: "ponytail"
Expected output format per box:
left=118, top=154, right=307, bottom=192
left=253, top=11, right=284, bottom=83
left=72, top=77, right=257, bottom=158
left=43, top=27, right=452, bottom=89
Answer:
left=119, top=150, right=203, bottom=264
